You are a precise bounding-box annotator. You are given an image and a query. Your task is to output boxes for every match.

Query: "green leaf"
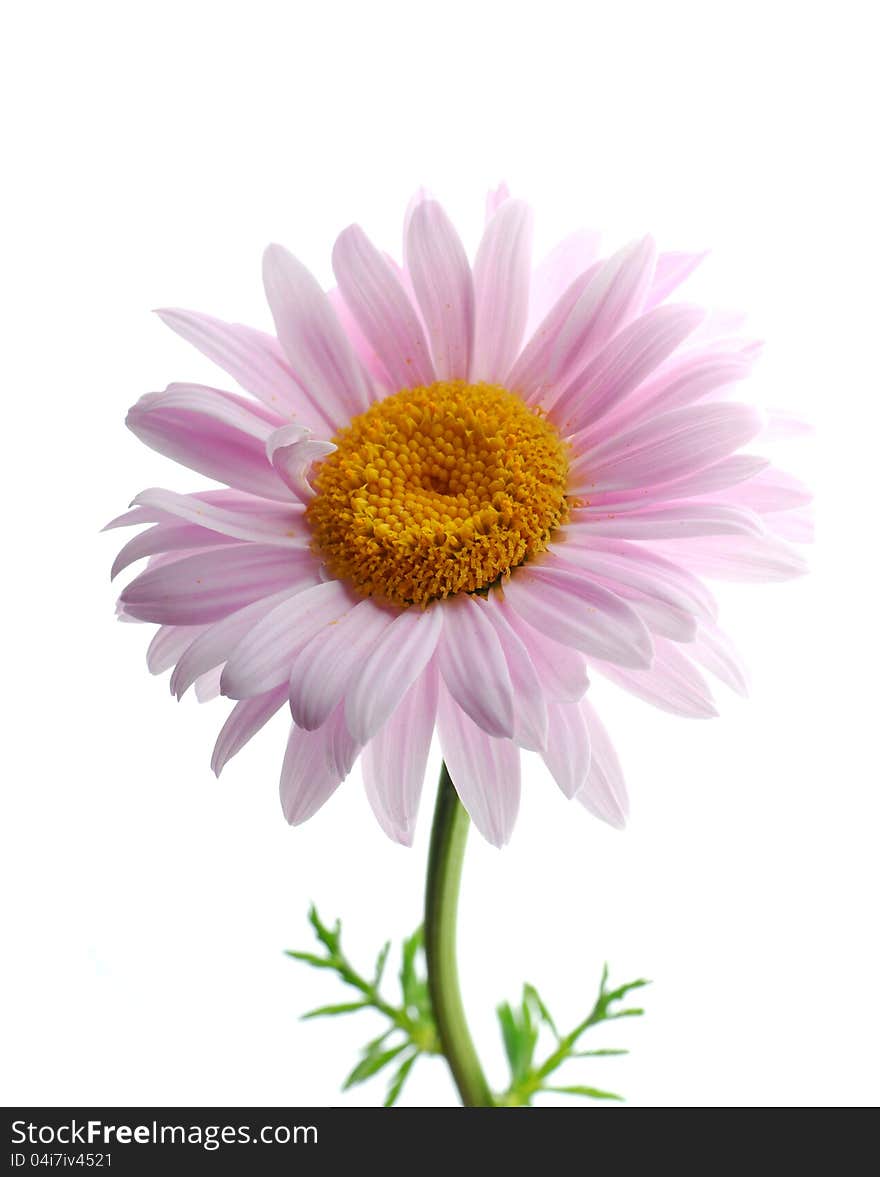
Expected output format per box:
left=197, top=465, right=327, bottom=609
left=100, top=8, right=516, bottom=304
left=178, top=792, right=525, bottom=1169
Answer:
left=284, top=950, right=336, bottom=969
left=383, top=1052, right=418, bottom=1107
left=399, top=928, right=423, bottom=1008
left=497, top=999, right=538, bottom=1085
left=573, top=1048, right=629, bottom=1057
left=373, top=940, right=392, bottom=988
left=343, top=1042, right=409, bottom=1090
left=308, top=905, right=341, bottom=954
left=300, top=1001, right=369, bottom=1020
left=497, top=1002, right=520, bottom=1075
left=544, top=1084, right=625, bottom=1102
left=523, top=983, right=558, bottom=1039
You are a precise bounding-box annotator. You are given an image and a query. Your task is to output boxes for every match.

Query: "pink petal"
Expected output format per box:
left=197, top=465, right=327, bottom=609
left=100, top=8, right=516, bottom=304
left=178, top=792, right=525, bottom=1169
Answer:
left=644, top=251, right=708, bottom=309
left=649, top=535, right=809, bottom=581
left=194, top=666, right=224, bottom=702
left=539, top=235, right=658, bottom=404
left=577, top=699, right=628, bottom=828
left=761, top=410, right=814, bottom=441
left=717, top=465, right=812, bottom=514
left=112, top=522, right=241, bottom=580
left=551, top=304, right=704, bottom=435
left=130, top=487, right=308, bottom=546
left=766, top=506, right=814, bottom=543
left=288, top=598, right=396, bottom=731
left=119, top=545, right=315, bottom=626
left=689, top=622, right=749, bottom=696
left=565, top=502, right=766, bottom=540
left=332, top=224, right=435, bottom=390
left=279, top=708, right=359, bottom=825
left=221, top=580, right=356, bottom=699
left=525, top=228, right=602, bottom=338
left=549, top=533, right=716, bottom=620
left=507, top=264, right=600, bottom=401
left=569, top=402, right=764, bottom=494
left=600, top=345, right=756, bottom=437
left=547, top=544, right=709, bottom=640
left=477, top=596, right=548, bottom=753
left=212, top=684, right=289, bottom=775
left=542, top=700, right=591, bottom=799
left=154, top=307, right=319, bottom=425
left=266, top=426, right=336, bottom=503
left=361, top=662, right=439, bottom=846
left=405, top=200, right=474, bottom=380
left=326, top=285, right=392, bottom=389
left=484, top=182, right=511, bottom=222
left=126, top=384, right=294, bottom=501
left=437, top=594, right=515, bottom=739
left=502, top=564, right=653, bottom=668
left=262, top=244, right=375, bottom=431
left=436, top=688, right=520, bottom=847
left=146, top=624, right=205, bottom=674
left=345, top=605, right=443, bottom=743
left=472, top=199, right=534, bottom=382
left=495, top=593, right=590, bottom=702
left=105, top=488, right=294, bottom=530
left=572, top=453, right=769, bottom=512
left=593, top=639, right=717, bottom=718
left=170, top=586, right=309, bottom=699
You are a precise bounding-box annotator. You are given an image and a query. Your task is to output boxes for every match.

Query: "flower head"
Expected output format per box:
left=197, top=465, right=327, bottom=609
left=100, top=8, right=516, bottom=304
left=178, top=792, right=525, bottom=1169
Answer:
left=108, top=189, right=810, bottom=846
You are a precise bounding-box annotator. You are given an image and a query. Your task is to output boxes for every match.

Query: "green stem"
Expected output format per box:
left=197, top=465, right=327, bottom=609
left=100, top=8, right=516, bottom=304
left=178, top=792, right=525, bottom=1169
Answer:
left=424, top=761, right=494, bottom=1107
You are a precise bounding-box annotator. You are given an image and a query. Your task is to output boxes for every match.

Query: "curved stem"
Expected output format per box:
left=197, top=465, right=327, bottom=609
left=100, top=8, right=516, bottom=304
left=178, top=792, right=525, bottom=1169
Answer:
left=424, top=761, right=494, bottom=1107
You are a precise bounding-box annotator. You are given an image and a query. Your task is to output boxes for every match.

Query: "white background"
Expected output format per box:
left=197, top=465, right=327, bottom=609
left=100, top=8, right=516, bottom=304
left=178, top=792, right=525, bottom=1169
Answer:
left=2, top=1, right=877, bottom=1109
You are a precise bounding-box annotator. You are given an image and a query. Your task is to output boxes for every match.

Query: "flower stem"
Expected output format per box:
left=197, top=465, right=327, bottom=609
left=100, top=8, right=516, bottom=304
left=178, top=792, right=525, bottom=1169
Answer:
left=424, top=760, right=494, bottom=1107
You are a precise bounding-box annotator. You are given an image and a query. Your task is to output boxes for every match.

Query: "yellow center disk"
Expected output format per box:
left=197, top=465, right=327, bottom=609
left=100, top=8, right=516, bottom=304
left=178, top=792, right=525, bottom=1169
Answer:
left=306, top=380, right=570, bottom=608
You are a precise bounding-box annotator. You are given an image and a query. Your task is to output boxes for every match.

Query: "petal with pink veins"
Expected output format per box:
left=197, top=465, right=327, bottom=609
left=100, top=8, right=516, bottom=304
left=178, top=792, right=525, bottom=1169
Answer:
left=362, top=662, right=439, bottom=846
left=212, top=684, right=289, bottom=775
left=405, top=200, right=474, bottom=381
left=565, top=502, right=766, bottom=540
left=549, top=534, right=716, bottom=620
left=539, top=236, right=658, bottom=406
left=437, top=689, right=521, bottom=848
left=112, top=523, right=241, bottom=580
left=577, top=700, right=628, bottom=828
left=288, top=598, right=396, bottom=731
left=146, top=624, right=205, bottom=675
left=279, top=708, right=359, bottom=825
left=126, top=384, right=294, bottom=501
left=476, top=595, right=548, bottom=753
left=345, top=605, right=443, bottom=744
left=507, top=264, right=600, bottom=402
left=472, top=199, right=534, bottom=382
left=525, top=228, right=602, bottom=338
left=130, top=487, right=308, bottom=546
left=569, top=402, right=764, bottom=494
left=221, top=580, right=356, bottom=699
left=262, top=244, right=375, bottom=431
left=551, top=304, right=704, bottom=436
left=593, top=639, right=718, bottom=718
left=502, top=564, right=653, bottom=668
left=171, top=586, right=311, bottom=699
left=644, top=251, right=708, bottom=309
left=494, top=594, right=590, bottom=702
left=438, top=594, right=515, bottom=739
left=154, top=307, right=320, bottom=425
left=266, top=426, right=336, bottom=503
left=120, top=545, right=316, bottom=626
left=649, top=535, right=809, bottom=581
left=332, top=225, right=435, bottom=390
left=542, top=700, right=591, bottom=798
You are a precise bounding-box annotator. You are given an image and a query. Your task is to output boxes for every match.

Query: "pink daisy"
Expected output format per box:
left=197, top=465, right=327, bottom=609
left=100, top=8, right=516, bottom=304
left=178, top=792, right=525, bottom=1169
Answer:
left=107, top=187, right=810, bottom=847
